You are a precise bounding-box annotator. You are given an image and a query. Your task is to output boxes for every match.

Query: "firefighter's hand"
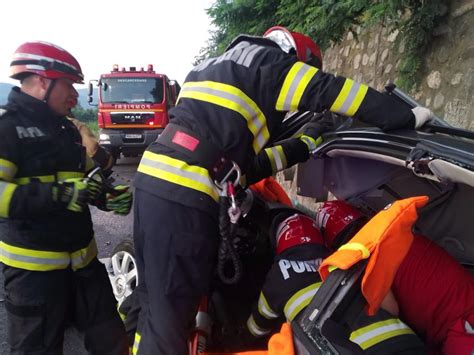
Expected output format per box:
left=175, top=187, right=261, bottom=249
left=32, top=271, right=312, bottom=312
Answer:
left=299, top=112, right=333, bottom=152
left=67, top=117, right=100, bottom=157
left=106, top=185, right=133, bottom=215
left=52, top=178, right=95, bottom=213
left=412, top=106, right=434, bottom=129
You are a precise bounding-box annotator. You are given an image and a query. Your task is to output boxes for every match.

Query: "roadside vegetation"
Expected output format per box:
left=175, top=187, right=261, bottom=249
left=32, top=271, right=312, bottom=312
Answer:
left=72, top=106, right=99, bottom=135
left=198, top=0, right=448, bottom=92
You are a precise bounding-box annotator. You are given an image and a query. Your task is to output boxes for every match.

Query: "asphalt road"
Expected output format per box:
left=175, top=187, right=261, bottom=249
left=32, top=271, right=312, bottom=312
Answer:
left=0, top=157, right=140, bottom=354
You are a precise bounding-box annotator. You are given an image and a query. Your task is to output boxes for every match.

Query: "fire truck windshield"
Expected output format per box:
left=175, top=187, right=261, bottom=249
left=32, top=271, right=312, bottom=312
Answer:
left=100, top=77, right=164, bottom=104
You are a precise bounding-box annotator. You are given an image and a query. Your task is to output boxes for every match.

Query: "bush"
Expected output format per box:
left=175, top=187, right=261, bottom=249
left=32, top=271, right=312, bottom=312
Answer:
left=203, top=0, right=449, bottom=91
left=72, top=106, right=97, bottom=123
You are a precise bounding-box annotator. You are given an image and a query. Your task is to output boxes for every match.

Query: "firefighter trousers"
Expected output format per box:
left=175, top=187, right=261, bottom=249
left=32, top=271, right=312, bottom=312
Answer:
left=3, top=258, right=129, bottom=355
left=133, top=189, right=218, bottom=355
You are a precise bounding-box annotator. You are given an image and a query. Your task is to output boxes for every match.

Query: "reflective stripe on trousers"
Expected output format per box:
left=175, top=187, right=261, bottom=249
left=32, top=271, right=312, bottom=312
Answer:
left=0, top=238, right=98, bottom=271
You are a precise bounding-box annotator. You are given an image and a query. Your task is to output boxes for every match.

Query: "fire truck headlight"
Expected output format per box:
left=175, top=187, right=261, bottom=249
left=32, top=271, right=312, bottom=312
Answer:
left=99, top=133, right=110, bottom=141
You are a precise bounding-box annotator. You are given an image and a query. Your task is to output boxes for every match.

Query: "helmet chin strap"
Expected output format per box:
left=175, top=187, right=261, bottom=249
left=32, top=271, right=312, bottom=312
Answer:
left=43, top=78, right=56, bottom=103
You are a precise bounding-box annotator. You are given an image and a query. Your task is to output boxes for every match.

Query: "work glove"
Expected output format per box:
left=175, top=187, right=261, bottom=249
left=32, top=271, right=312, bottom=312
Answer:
left=52, top=178, right=101, bottom=213
left=105, top=185, right=133, bottom=215
left=299, top=112, right=333, bottom=152
left=412, top=106, right=434, bottom=129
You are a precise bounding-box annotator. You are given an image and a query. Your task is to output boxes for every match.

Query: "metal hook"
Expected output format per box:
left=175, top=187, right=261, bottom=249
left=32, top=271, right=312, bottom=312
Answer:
left=214, top=161, right=241, bottom=190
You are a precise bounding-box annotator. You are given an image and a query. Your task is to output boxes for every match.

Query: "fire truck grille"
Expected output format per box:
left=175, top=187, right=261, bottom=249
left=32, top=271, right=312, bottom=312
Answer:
left=110, top=112, right=154, bottom=124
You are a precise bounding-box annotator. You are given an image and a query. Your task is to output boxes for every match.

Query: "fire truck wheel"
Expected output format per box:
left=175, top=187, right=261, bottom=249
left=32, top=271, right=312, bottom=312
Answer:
left=109, top=239, right=138, bottom=307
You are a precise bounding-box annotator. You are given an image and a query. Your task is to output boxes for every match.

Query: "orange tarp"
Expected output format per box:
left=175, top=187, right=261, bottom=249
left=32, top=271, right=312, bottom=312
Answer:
left=203, top=323, right=294, bottom=355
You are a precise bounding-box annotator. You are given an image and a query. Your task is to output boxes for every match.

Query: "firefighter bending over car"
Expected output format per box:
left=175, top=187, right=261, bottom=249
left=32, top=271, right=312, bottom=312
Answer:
left=0, top=41, right=132, bottom=354
left=132, top=25, right=434, bottom=353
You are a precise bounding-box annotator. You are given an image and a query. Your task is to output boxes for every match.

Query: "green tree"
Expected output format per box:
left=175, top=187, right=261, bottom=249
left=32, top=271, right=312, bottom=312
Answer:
left=72, top=106, right=97, bottom=123
left=202, top=0, right=448, bottom=91
left=196, top=0, right=279, bottom=63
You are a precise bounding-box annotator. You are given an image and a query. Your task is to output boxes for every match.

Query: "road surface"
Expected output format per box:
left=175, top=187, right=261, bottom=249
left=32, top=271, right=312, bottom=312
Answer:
left=0, top=157, right=140, bottom=354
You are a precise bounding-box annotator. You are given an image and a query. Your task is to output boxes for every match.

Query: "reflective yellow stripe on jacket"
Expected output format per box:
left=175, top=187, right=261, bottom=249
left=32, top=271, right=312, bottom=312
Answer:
left=14, top=175, right=55, bottom=185
left=0, top=239, right=97, bottom=272
left=350, top=318, right=415, bottom=349
left=132, top=332, right=141, bottom=355
left=137, top=151, right=219, bottom=202
left=284, top=282, right=321, bottom=321
left=0, top=181, right=17, bottom=218
left=178, top=81, right=270, bottom=153
left=13, top=171, right=85, bottom=185
left=264, top=145, right=287, bottom=174
left=276, top=62, right=318, bottom=111
left=0, top=158, right=17, bottom=181
left=258, top=292, right=279, bottom=319
left=247, top=314, right=271, bottom=337
left=329, top=79, right=368, bottom=117
left=57, top=171, right=85, bottom=181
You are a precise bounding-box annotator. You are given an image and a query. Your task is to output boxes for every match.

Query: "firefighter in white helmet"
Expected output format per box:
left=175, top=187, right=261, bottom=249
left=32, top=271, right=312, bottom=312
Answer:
left=132, top=26, right=433, bottom=353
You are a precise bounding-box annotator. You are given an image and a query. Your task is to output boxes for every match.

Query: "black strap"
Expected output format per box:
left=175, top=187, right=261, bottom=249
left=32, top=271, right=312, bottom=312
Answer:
left=157, top=123, right=233, bottom=181
left=43, top=78, right=56, bottom=103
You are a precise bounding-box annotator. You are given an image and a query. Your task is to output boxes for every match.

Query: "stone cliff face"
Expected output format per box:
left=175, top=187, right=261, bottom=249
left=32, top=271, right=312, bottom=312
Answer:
left=323, top=0, right=473, bottom=129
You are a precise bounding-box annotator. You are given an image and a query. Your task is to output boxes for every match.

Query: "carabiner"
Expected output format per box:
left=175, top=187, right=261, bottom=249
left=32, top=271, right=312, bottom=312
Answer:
left=214, top=161, right=241, bottom=190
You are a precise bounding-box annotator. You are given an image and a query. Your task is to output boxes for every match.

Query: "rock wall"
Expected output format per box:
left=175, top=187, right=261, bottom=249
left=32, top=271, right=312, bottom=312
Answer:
left=323, top=0, right=474, bottom=129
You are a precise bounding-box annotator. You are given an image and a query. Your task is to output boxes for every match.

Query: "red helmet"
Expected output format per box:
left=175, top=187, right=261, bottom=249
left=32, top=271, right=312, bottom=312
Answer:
left=275, top=213, right=324, bottom=254
left=10, top=41, right=84, bottom=83
left=263, top=26, right=323, bottom=69
left=315, top=201, right=367, bottom=249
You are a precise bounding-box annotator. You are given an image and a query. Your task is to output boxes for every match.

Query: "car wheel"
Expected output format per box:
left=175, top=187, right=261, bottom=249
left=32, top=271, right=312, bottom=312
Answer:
left=109, top=240, right=139, bottom=307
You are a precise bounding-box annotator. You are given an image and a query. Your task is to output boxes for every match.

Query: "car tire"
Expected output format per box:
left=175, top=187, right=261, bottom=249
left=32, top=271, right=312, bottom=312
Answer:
left=109, top=239, right=139, bottom=307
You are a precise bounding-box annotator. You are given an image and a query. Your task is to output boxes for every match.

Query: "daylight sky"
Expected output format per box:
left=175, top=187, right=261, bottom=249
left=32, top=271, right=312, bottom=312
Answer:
left=0, top=0, right=215, bottom=88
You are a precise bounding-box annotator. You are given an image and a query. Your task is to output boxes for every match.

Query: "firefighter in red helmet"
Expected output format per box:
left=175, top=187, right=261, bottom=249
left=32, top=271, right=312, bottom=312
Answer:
left=0, top=41, right=129, bottom=354
left=316, top=200, right=474, bottom=354
left=244, top=211, right=425, bottom=353
left=132, top=25, right=434, bottom=353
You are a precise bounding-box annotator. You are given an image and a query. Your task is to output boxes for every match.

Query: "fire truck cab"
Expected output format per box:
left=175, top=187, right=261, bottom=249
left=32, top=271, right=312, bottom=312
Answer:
left=88, top=64, right=179, bottom=160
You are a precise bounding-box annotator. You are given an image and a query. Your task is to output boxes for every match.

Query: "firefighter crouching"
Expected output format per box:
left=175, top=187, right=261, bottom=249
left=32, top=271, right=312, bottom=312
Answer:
left=244, top=211, right=426, bottom=353
left=132, top=25, right=435, bottom=354
left=0, top=41, right=131, bottom=354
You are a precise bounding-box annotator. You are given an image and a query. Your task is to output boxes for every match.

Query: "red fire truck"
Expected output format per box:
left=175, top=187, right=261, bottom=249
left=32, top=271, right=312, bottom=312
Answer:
left=88, top=64, right=180, bottom=160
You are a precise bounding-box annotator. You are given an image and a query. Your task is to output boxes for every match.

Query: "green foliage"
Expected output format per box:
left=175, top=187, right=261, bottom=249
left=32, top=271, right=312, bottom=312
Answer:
left=72, top=106, right=97, bottom=123
left=203, top=0, right=449, bottom=91
left=71, top=106, right=99, bottom=135
left=196, top=0, right=279, bottom=63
